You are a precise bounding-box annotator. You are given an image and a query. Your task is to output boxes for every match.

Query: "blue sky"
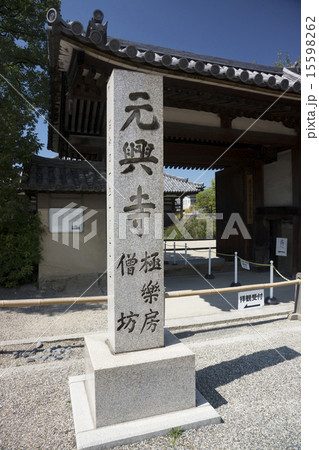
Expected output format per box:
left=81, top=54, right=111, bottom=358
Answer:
left=38, top=0, right=301, bottom=187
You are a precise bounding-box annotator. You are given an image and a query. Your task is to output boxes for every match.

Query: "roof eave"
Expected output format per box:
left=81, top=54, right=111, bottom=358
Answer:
left=46, top=9, right=301, bottom=96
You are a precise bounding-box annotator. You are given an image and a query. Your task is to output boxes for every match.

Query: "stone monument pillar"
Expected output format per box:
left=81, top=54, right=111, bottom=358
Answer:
left=106, top=69, right=164, bottom=354
left=69, top=69, right=221, bottom=450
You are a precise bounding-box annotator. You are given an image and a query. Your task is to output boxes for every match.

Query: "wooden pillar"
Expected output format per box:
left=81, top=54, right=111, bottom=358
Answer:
left=252, top=161, right=266, bottom=263
left=291, top=141, right=301, bottom=273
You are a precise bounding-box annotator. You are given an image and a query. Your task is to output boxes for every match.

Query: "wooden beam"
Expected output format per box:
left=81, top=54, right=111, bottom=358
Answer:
left=84, top=66, right=97, bottom=85
left=66, top=50, right=85, bottom=93
left=68, top=121, right=295, bottom=151
left=69, top=134, right=260, bottom=158
left=164, top=122, right=298, bottom=148
left=68, top=133, right=278, bottom=167
left=163, top=77, right=301, bottom=114
left=0, top=279, right=300, bottom=307
left=163, top=141, right=277, bottom=166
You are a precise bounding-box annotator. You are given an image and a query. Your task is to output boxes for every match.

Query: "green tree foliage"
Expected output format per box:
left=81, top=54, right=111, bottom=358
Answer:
left=0, top=0, right=60, bottom=286
left=164, top=216, right=211, bottom=240
left=274, top=49, right=301, bottom=68
left=195, top=178, right=216, bottom=213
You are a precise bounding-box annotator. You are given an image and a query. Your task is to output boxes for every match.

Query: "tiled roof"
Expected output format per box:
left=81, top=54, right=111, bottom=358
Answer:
left=24, top=156, right=205, bottom=195
left=47, top=9, right=301, bottom=94
left=163, top=173, right=204, bottom=194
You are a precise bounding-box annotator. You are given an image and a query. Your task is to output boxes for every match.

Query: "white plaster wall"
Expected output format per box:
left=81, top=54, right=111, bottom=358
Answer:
left=263, top=150, right=293, bottom=206
left=183, top=197, right=191, bottom=209
left=38, top=193, right=106, bottom=281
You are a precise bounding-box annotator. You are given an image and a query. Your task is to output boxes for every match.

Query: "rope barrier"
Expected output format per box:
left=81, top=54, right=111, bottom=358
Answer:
left=216, top=252, right=234, bottom=258
left=238, top=257, right=271, bottom=267
left=164, top=244, right=292, bottom=282
left=235, top=255, right=290, bottom=281
left=273, top=266, right=291, bottom=281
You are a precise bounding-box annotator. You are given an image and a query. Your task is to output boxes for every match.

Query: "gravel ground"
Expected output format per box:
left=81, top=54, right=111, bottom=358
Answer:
left=0, top=282, right=108, bottom=342
left=0, top=303, right=108, bottom=342
left=0, top=317, right=300, bottom=449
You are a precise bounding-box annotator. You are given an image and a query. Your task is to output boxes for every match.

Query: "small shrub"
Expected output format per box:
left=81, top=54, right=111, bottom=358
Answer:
left=0, top=210, right=43, bottom=287
left=167, top=427, right=183, bottom=447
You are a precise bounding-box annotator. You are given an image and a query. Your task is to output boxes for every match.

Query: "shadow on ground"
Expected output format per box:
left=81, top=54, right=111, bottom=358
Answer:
left=0, top=281, right=107, bottom=316
left=0, top=302, right=106, bottom=317
left=175, top=317, right=287, bottom=340
left=197, top=346, right=300, bottom=408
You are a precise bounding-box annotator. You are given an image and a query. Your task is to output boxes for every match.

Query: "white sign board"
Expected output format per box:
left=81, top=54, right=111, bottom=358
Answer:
left=276, top=237, right=288, bottom=256
left=49, top=207, right=84, bottom=233
left=238, top=289, right=264, bottom=310
left=240, top=259, right=250, bottom=270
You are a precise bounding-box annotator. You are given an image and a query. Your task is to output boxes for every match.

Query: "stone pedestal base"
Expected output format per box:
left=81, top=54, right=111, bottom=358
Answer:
left=288, top=312, right=301, bottom=321
left=69, top=329, right=221, bottom=449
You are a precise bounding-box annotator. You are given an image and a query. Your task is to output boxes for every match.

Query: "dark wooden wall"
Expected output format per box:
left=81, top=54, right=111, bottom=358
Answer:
left=216, top=166, right=247, bottom=259
left=216, top=150, right=301, bottom=275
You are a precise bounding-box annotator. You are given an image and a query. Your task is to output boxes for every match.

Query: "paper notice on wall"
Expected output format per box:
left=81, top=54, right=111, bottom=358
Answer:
left=276, top=237, right=288, bottom=256
left=49, top=207, right=84, bottom=232
left=240, top=259, right=250, bottom=270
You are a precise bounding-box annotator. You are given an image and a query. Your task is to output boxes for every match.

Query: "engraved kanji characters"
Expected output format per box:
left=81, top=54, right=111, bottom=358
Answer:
left=120, top=139, right=158, bottom=175
left=141, top=309, right=160, bottom=333
left=117, top=309, right=160, bottom=334
left=141, top=280, right=160, bottom=304
left=117, top=251, right=162, bottom=276
left=120, top=92, right=159, bottom=131
left=124, top=185, right=155, bottom=214
left=108, top=72, right=163, bottom=351
left=117, top=311, right=139, bottom=333
left=140, top=251, right=161, bottom=273
left=123, top=185, right=155, bottom=237
left=117, top=253, right=138, bottom=276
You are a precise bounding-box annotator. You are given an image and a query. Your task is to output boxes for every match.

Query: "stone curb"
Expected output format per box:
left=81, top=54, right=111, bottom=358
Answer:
left=0, top=304, right=293, bottom=347
left=166, top=304, right=294, bottom=331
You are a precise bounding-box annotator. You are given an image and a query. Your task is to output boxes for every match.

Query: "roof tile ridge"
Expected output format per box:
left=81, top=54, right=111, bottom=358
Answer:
left=32, top=155, right=105, bottom=170
left=164, top=173, right=189, bottom=182
left=109, top=35, right=283, bottom=75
